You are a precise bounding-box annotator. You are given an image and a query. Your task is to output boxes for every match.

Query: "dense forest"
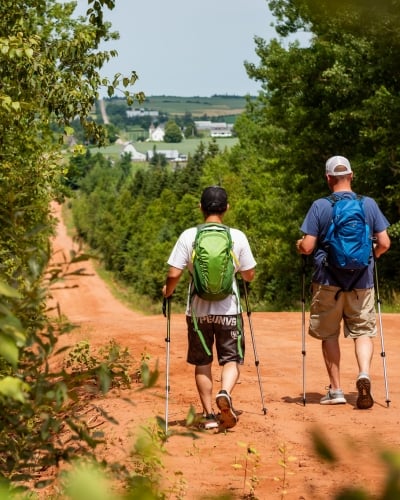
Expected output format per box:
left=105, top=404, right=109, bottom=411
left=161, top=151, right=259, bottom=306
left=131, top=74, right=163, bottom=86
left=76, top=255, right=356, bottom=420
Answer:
left=68, top=0, right=400, bottom=311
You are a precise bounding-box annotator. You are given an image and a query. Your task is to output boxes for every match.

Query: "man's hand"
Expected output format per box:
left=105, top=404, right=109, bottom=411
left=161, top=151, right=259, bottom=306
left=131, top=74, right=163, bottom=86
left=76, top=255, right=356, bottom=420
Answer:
left=296, top=237, right=305, bottom=254
left=163, top=267, right=183, bottom=298
left=296, top=234, right=317, bottom=255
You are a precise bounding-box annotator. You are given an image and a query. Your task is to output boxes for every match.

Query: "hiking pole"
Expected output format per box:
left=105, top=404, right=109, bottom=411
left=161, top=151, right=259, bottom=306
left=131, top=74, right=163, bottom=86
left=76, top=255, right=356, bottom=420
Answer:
left=374, top=258, right=391, bottom=407
left=162, top=297, right=172, bottom=432
left=242, top=281, right=267, bottom=415
left=301, top=255, right=307, bottom=406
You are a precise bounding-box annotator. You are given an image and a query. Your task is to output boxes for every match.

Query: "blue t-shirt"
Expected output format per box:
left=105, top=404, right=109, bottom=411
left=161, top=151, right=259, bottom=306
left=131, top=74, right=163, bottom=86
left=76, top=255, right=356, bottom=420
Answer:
left=300, top=191, right=390, bottom=289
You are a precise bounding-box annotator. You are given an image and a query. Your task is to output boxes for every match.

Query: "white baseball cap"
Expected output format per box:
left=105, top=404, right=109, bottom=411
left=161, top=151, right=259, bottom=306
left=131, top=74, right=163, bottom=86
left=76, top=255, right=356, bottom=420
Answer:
left=325, top=155, right=352, bottom=176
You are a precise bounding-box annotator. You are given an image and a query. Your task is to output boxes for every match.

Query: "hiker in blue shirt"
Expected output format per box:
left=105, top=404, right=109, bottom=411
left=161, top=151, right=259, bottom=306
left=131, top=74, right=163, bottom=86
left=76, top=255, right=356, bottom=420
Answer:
left=162, top=186, right=256, bottom=429
left=296, top=156, right=390, bottom=409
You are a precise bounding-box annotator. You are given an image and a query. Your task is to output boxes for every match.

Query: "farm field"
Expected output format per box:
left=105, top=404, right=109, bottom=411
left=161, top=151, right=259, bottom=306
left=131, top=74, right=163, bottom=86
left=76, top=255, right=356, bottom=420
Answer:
left=109, top=94, right=256, bottom=117
left=91, top=95, right=244, bottom=161
left=91, top=137, right=238, bottom=161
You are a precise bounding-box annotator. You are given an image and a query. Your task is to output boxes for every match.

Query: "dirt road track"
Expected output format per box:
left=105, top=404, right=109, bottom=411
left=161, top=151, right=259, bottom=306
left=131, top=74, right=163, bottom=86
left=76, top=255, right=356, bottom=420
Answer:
left=49, top=201, right=400, bottom=499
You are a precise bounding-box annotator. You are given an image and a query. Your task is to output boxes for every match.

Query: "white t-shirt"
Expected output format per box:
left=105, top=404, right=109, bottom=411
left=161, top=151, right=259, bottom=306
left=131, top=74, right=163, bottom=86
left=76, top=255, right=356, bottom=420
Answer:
left=167, top=225, right=257, bottom=316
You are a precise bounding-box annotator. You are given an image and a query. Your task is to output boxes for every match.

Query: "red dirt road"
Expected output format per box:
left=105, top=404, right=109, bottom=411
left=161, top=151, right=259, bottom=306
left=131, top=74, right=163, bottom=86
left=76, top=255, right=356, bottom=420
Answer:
left=49, top=202, right=400, bottom=500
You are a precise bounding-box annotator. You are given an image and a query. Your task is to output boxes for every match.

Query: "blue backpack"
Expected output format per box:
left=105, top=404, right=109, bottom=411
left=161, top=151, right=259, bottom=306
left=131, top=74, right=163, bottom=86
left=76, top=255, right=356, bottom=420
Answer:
left=323, top=193, right=372, bottom=270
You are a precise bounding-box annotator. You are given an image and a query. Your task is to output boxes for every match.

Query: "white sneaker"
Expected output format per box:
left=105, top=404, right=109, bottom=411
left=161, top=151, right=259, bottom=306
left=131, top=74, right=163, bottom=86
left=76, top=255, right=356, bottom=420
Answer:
left=200, top=414, right=218, bottom=430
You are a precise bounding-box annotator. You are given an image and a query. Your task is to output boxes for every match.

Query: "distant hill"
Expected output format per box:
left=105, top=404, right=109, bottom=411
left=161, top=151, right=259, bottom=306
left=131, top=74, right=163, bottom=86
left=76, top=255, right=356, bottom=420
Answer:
left=105, top=94, right=256, bottom=118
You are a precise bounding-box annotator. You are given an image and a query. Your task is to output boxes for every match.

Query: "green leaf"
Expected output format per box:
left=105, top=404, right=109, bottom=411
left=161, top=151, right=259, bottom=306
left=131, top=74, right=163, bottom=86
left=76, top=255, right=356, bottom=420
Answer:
left=311, top=428, right=337, bottom=463
left=0, top=333, right=20, bottom=367
left=0, top=281, right=21, bottom=298
left=0, top=376, right=29, bottom=403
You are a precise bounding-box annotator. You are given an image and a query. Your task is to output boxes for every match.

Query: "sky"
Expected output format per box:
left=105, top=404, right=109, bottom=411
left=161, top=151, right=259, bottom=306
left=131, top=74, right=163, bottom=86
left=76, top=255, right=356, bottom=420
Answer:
left=76, top=0, right=291, bottom=97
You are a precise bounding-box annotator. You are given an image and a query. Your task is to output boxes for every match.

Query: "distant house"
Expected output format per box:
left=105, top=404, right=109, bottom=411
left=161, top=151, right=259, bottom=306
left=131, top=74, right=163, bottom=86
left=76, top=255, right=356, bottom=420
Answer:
left=194, top=120, right=213, bottom=131
left=121, top=143, right=146, bottom=161
left=147, top=149, right=179, bottom=161
left=126, top=108, right=159, bottom=119
left=148, top=124, right=165, bottom=142
left=210, top=128, right=233, bottom=138
left=174, top=154, right=188, bottom=163
left=194, top=120, right=234, bottom=137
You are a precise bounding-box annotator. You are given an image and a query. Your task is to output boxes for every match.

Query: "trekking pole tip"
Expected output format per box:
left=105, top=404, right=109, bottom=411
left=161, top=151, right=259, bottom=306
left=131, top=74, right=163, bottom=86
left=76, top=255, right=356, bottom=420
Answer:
left=262, top=407, right=268, bottom=415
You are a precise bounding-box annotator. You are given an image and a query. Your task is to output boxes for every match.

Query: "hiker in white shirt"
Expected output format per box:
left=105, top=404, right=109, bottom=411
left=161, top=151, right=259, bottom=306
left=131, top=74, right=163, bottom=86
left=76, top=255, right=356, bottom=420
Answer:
left=163, top=186, right=256, bottom=429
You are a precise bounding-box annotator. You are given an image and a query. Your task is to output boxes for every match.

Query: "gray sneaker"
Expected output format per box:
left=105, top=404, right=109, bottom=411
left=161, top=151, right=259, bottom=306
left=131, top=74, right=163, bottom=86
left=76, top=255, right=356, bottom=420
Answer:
left=320, top=387, right=347, bottom=405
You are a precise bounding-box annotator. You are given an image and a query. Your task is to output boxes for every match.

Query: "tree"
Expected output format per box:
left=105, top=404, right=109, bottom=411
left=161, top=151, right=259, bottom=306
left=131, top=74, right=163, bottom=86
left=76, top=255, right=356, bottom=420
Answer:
left=163, top=119, right=183, bottom=143
left=0, top=0, right=142, bottom=286
left=0, top=0, right=144, bottom=487
left=184, top=122, right=197, bottom=138
left=105, top=123, right=120, bottom=143
left=237, top=0, right=400, bottom=300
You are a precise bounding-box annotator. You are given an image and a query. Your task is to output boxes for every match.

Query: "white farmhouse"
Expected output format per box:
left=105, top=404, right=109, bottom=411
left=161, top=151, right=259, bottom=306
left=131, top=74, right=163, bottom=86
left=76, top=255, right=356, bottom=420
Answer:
left=121, top=143, right=146, bottom=161
left=148, top=124, right=165, bottom=142
left=126, top=108, right=159, bottom=118
left=147, top=149, right=179, bottom=161
left=194, top=120, right=234, bottom=137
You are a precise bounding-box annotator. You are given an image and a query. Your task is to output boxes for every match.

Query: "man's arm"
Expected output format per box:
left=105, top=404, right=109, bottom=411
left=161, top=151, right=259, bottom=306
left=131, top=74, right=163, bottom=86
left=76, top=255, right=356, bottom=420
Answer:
left=296, top=234, right=317, bottom=255
left=162, top=266, right=184, bottom=297
left=373, top=230, right=391, bottom=259
left=240, top=268, right=255, bottom=282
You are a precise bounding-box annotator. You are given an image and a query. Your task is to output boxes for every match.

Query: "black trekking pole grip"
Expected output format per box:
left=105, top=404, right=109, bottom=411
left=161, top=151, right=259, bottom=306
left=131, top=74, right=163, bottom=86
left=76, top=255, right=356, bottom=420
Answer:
left=163, top=297, right=171, bottom=339
left=302, top=253, right=307, bottom=275
left=162, top=297, right=168, bottom=317
left=243, top=279, right=251, bottom=319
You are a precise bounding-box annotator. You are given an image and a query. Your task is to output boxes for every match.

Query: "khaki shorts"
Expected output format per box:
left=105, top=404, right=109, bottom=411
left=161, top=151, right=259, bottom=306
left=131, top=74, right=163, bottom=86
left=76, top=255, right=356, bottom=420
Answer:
left=309, top=283, right=377, bottom=340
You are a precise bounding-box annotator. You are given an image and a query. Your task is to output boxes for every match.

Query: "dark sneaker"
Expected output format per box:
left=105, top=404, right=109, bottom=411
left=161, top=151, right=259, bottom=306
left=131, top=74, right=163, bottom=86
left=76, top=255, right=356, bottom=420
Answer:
left=356, top=376, right=374, bottom=409
left=320, top=387, right=347, bottom=405
left=200, top=413, right=219, bottom=430
left=216, top=390, right=238, bottom=429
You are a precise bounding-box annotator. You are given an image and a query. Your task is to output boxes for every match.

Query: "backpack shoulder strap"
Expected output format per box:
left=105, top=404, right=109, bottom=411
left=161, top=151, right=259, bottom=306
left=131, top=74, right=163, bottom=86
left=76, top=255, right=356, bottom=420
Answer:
left=195, top=223, right=232, bottom=244
left=198, top=222, right=228, bottom=229
left=355, top=193, right=364, bottom=203
left=326, top=192, right=364, bottom=206
left=351, top=192, right=364, bottom=201
left=326, top=193, right=340, bottom=205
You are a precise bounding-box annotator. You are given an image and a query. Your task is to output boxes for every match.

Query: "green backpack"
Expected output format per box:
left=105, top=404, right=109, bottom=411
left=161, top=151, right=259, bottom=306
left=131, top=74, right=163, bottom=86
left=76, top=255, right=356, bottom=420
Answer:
left=190, top=223, right=242, bottom=358
left=191, top=223, right=237, bottom=301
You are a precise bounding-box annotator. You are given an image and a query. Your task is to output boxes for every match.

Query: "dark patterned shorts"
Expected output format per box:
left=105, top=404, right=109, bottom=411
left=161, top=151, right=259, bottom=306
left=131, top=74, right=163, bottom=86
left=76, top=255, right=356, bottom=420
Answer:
left=186, top=314, right=245, bottom=366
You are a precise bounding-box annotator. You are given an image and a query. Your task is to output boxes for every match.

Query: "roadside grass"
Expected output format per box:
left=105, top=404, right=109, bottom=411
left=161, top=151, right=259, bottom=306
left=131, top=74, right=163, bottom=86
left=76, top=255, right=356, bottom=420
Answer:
left=95, top=265, right=165, bottom=316
left=60, top=202, right=183, bottom=316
